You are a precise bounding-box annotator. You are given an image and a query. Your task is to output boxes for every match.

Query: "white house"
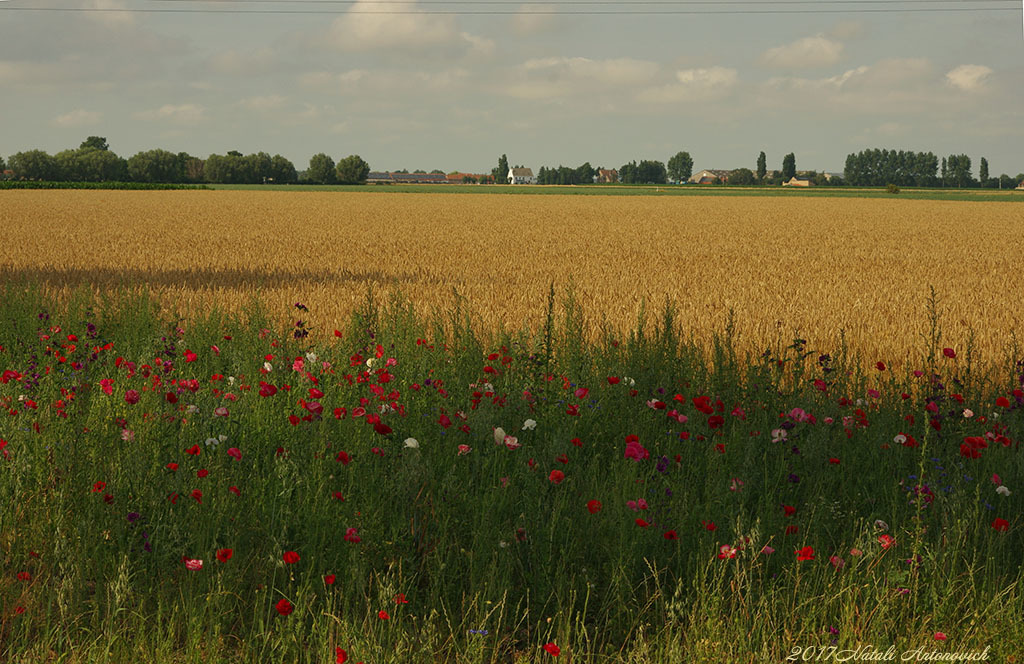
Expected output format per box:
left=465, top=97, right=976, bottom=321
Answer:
left=508, top=167, right=535, bottom=185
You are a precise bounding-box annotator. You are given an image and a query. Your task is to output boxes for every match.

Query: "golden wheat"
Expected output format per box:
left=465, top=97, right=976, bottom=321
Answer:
left=1, top=190, right=1022, bottom=370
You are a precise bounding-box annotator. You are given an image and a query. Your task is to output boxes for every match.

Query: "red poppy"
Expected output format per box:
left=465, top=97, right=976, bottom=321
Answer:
left=336, top=648, right=347, bottom=664
left=795, top=546, right=815, bottom=561
left=165, top=392, right=178, bottom=404
left=635, top=518, right=649, bottom=528
left=878, top=535, right=894, bottom=549
left=197, top=469, right=209, bottom=478
left=587, top=500, right=602, bottom=514
left=283, top=551, right=300, bottom=564
left=663, top=530, right=678, bottom=540
left=92, top=481, right=106, bottom=493
left=829, top=458, right=841, bottom=465
left=991, top=518, right=1009, bottom=532
left=702, top=520, right=717, bottom=531
left=373, top=421, right=392, bottom=435
left=549, top=470, right=565, bottom=484
left=785, top=525, right=799, bottom=535
left=337, top=451, right=350, bottom=465
left=876, top=361, right=886, bottom=371
left=378, top=610, right=390, bottom=620
left=943, top=348, right=956, bottom=359
left=323, top=574, right=336, bottom=585
left=275, top=598, right=293, bottom=616
left=782, top=505, right=796, bottom=517
left=394, top=593, right=408, bottom=604
left=216, top=548, right=233, bottom=563
left=607, top=376, right=620, bottom=384
left=125, top=390, right=140, bottom=404
left=996, top=397, right=1011, bottom=408
left=167, top=462, right=179, bottom=471
left=228, top=486, right=240, bottom=496
left=344, top=527, right=361, bottom=543
left=184, top=349, right=197, bottom=363
left=542, top=643, right=561, bottom=656
left=186, top=445, right=201, bottom=456
left=227, top=447, right=242, bottom=460
left=191, top=489, right=202, bottom=503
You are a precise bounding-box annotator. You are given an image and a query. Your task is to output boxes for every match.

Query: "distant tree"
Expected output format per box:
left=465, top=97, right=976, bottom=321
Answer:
left=128, top=149, right=183, bottom=183
left=336, top=155, right=370, bottom=184
left=782, top=153, right=796, bottom=181
left=65, top=147, right=127, bottom=181
left=666, top=151, right=693, bottom=183
left=946, top=154, right=972, bottom=188
left=413, top=170, right=427, bottom=174
left=307, top=153, right=336, bottom=184
left=727, top=168, right=755, bottom=186
left=492, top=154, right=509, bottom=183
left=941, top=157, right=947, bottom=186
left=184, top=157, right=205, bottom=182
left=80, top=136, right=109, bottom=151
left=8, top=150, right=60, bottom=180
left=619, top=161, right=638, bottom=184
left=575, top=161, right=595, bottom=184
left=636, top=160, right=667, bottom=184
left=430, top=169, right=445, bottom=174
left=998, top=174, right=1014, bottom=189
left=227, top=150, right=243, bottom=157
left=269, top=155, right=297, bottom=183
left=0, top=155, right=5, bottom=173
left=756, top=151, right=767, bottom=183
left=979, top=157, right=989, bottom=185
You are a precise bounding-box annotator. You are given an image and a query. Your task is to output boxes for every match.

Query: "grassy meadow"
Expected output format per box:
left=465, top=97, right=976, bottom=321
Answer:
left=0, top=190, right=1022, bottom=663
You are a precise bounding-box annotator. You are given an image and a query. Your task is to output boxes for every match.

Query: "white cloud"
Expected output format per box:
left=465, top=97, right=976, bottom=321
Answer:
left=327, top=0, right=462, bottom=52
left=53, top=109, right=102, bottom=128
left=500, top=56, right=659, bottom=100
left=85, top=0, right=136, bottom=28
left=135, top=104, right=206, bottom=125
left=462, top=32, right=495, bottom=58
left=760, top=35, right=844, bottom=69
left=510, top=4, right=564, bottom=35
left=239, top=95, right=288, bottom=111
left=209, top=48, right=276, bottom=75
left=945, top=64, right=992, bottom=92
left=636, top=66, right=737, bottom=104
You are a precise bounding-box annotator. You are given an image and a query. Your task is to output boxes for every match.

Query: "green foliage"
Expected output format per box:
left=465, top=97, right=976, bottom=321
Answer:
left=492, top=153, right=509, bottom=183
left=726, top=167, right=755, bottom=185
left=80, top=136, right=110, bottom=151
left=127, top=148, right=183, bottom=183
left=946, top=154, right=973, bottom=188
left=535, top=162, right=595, bottom=185
left=886, top=183, right=901, bottom=194
left=7, top=149, right=60, bottom=181
left=756, top=151, right=767, bottom=182
left=336, top=154, right=371, bottom=184
left=618, top=159, right=667, bottom=184
left=844, top=149, right=939, bottom=187
left=782, top=152, right=796, bottom=181
left=666, top=151, right=693, bottom=183
left=306, top=152, right=336, bottom=184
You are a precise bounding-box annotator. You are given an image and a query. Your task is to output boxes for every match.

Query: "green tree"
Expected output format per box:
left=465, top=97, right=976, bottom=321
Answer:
left=946, top=154, right=972, bottom=188
left=941, top=157, right=947, bottom=186
left=637, top=160, right=667, bottom=184
left=127, top=149, right=183, bottom=182
left=756, top=151, right=767, bottom=183
left=575, top=161, right=595, bottom=184
left=80, top=136, right=109, bottom=151
left=8, top=150, right=60, bottom=180
left=307, top=153, right=336, bottom=184
left=979, top=157, right=989, bottom=184
left=336, top=155, right=371, bottom=184
left=782, top=153, right=796, bottom=181
left=727, top=168, right=755, bottom=185
left=184, top=158, right=205, bottom=183
left=269, top=155, right=297, bottom=183
left=68, top=147, right=127, bottom=181
left=666, top=151, right=693, bottom=183
left=0, top=155, right=5, bottom=173
left=492, top=154, right=509, bottom=183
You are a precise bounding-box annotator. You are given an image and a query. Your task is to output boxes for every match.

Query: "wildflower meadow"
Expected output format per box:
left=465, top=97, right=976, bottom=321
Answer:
left=0, top=284, right=1021, bottom=663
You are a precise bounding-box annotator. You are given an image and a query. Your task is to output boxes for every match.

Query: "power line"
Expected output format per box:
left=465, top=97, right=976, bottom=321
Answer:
left=0, top=2, right=1016, bottom=12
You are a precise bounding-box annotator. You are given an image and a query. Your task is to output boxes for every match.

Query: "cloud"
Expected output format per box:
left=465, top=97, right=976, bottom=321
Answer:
left=135, top=103, right=206, bottom=125
left=635, top=66, right=737, bottom=104
left=945, top=64, right=992, bottom=91
left=759, top=35, right=844, bottom=68
left=326, top=0, right=461, bottom=52
left=53, top=109, right=102, bottom=128
left=85, top=0, right=136, bottom=29
left=510, top=4, right=564, bottom=35
left=209, top=48, right=276, bottom=75
left=500, top=56, right=659, bottom=100
left=239, top=95, right=288, bottom=111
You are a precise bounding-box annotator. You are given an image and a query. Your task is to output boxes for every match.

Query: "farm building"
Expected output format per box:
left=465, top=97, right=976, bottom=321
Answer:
left=366, top=172, right=394, bottom=184
left=783, top=176, right=813, bottom=187
left=688, top=169, right=731, bottom=184
left=596, top=169, right=618, bottom=183
left=508, top=167, right=535, bottom=185
left=1017, top=180, right=1024, bottom=190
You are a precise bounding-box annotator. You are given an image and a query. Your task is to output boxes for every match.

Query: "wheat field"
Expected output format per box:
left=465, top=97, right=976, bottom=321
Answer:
left=1, top=189, right=1021, bottom=370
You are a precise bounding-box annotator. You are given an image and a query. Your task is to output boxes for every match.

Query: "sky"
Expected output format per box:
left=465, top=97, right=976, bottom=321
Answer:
left=1, top=0, right=1022, bottom=175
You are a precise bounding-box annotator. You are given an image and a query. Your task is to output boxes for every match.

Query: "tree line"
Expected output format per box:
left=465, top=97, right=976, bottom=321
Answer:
left=0, top=137, right=370, bottom=185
